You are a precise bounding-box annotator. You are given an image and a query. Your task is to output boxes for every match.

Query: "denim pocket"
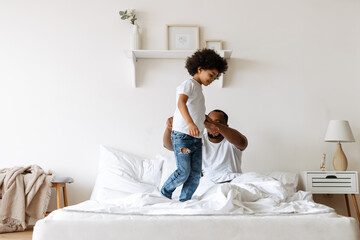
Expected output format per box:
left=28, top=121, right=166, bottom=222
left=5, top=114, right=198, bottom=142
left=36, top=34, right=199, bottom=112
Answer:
left=172, top=131, right=189, bottom=140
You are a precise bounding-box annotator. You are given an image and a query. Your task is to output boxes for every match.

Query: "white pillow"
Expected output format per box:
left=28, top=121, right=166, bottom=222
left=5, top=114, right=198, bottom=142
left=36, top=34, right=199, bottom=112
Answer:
left=90, top=145, right=164, bottom=202
left=266, top=171, right=299, bottom=195
left=158, top=154, right=181, bottom=198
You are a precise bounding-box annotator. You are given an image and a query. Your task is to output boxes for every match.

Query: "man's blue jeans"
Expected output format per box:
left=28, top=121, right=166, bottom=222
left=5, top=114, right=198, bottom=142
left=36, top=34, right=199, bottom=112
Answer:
left=161, top=131, right=202, bottom=202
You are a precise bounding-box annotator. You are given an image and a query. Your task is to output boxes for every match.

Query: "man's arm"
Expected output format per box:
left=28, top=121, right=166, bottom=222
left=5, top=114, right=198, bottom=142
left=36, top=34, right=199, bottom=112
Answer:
left=163, top=117, right=174, bottom=151
left=205, top=116, right=248, bottom=151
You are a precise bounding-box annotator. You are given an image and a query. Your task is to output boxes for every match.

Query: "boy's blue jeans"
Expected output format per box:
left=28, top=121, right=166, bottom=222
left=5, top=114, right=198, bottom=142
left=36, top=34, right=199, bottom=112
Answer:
left=161, top=131, right=202, bottom=202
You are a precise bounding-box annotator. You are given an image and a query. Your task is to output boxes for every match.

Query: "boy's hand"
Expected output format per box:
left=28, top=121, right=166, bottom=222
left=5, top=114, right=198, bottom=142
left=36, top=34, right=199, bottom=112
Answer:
left=188, top=122, right=200, bottom=137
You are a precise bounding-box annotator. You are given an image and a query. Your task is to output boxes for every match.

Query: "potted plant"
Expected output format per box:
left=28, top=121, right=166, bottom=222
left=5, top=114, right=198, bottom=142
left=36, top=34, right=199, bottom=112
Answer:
left=119, top=9, right=140, bottom=50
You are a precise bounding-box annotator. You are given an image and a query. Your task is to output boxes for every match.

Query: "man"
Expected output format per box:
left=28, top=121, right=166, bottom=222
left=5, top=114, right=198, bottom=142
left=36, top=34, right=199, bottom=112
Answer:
left=163, top=109, right=248, bottom=182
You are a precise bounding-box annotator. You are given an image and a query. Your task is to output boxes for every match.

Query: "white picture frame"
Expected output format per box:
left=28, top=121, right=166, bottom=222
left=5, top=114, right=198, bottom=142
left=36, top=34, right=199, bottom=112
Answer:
left=205, top=40, right=223, bottom=51
left=167, top=25, right=200, bottom=50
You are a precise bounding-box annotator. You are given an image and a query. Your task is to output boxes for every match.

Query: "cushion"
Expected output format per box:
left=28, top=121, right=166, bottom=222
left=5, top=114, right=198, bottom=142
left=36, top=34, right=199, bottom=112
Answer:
left=266, top=171, right=299, bottom=195
left=90, top=145, right=164, bottom=203
left=158, top=154, right=176, bottom=187
left=158, top=154, right=182, bottom=198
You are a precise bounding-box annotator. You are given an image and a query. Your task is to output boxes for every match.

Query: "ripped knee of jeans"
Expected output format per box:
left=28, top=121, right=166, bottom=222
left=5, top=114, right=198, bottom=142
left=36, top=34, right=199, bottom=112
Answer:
left=180, top=148, right=191, bottom=154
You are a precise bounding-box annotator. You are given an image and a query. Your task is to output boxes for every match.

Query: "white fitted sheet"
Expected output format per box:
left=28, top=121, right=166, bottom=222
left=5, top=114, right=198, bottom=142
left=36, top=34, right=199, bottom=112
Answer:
left=33, top=209, right=360, bottom=240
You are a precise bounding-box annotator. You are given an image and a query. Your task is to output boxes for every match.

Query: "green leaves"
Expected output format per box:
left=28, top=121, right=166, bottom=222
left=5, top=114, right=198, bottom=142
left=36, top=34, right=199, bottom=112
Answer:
left=119, top=9, right=137, bottom=25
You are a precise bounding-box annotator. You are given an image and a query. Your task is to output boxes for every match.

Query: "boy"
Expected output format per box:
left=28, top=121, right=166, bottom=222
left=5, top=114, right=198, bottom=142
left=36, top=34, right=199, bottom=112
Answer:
left=161, top=49, right=228, bottom=201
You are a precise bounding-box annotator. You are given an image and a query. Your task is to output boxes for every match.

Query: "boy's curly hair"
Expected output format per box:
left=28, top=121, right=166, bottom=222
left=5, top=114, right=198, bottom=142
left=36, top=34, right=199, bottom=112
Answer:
left=185, top=48, right=228, bottom=79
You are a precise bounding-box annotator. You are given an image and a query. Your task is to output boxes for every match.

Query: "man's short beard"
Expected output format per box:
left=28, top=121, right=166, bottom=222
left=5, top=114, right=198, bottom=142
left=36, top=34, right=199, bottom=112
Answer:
left=208, top=132, right=223, bottom=140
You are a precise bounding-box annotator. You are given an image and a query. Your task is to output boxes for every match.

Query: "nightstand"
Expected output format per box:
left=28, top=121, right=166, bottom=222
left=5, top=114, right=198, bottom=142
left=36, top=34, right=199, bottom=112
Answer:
left=45, top=176, right=74, bottom=216
left=301, top=171, right=360, bottom=220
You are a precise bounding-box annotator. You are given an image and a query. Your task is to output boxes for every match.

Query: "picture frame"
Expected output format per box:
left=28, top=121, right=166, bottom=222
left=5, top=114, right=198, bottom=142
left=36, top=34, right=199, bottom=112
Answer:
left=167, top=25, right=200, bottom=50
left=205, top=40, right=223, bottom=51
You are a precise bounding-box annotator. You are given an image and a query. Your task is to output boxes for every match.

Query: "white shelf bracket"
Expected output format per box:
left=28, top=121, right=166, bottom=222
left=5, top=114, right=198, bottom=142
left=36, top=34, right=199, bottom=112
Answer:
left=131, top=51, right=137, bottom=87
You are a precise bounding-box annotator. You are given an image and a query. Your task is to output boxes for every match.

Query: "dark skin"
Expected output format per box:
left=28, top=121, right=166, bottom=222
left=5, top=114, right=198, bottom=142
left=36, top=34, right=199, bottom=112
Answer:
left=163, top=111, right=248, bottom=151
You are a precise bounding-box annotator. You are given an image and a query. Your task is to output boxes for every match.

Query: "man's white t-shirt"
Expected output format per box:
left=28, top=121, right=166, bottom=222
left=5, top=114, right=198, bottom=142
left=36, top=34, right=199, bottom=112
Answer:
left=172, top=79, right=205, bottom=138
left=202, top=133, right=243, bottom=182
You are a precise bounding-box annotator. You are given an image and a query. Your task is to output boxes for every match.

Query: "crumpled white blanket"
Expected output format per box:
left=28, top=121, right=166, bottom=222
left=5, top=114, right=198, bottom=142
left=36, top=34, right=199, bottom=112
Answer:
left=65, top=172, right=333, bottom=216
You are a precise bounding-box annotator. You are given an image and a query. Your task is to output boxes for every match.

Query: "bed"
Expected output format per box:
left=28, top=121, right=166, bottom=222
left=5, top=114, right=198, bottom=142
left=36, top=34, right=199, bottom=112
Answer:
left=33, top=146, right=360, bottom=240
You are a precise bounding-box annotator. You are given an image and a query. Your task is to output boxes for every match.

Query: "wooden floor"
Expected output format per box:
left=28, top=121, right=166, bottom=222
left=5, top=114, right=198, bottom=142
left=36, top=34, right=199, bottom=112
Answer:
left=0, top=227, right=33, bottom=240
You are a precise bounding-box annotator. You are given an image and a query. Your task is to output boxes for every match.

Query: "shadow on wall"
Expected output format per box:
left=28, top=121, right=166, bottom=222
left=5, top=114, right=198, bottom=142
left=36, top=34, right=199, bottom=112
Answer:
left=221, top=58, right=265, bottom=88
left=313, top=194, right=355, bottom=218
left=133, top=58, right=268, bottom=88
left=134, top=58, right=189, bottom=88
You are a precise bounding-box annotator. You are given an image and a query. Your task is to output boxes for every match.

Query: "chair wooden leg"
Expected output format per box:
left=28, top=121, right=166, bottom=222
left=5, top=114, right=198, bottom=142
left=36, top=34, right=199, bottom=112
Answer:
left=56, top=184, right=62, bottom=209
left=345, top=194, right=351, bottom=217
left=351, top=194, right=360, bottom=221
left=63, top=184, right=68, bottom=207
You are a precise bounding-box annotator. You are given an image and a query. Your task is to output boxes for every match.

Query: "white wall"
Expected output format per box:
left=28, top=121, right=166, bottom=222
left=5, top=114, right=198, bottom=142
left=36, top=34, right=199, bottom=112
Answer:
left=1, top=0, right=359, bottom=215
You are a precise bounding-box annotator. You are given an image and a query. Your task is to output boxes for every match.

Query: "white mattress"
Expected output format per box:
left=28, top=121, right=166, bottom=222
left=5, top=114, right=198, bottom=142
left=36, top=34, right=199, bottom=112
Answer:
left=33, top=209, right=360, bottom=240
left=33, top=151, right=360, bottom=240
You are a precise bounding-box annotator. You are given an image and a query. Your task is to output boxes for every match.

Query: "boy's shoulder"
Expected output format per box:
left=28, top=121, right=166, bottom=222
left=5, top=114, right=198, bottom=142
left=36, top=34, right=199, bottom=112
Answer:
left=178, top=78, right=199, bottom=87
left=177, top=78, right=192, bottom=88
left=178, top=78, right=192, bottom=84
left=176, top=79, right=197, bottom=95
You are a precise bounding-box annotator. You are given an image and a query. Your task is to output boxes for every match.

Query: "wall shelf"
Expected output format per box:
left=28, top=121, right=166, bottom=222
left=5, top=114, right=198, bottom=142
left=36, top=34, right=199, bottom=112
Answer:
left=125, top=50, right=232, bottom=87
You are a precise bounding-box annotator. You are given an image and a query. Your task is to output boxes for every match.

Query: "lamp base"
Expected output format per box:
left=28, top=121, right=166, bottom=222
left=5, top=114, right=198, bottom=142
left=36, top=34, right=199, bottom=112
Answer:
left=333, top=143, right=348, bottom=171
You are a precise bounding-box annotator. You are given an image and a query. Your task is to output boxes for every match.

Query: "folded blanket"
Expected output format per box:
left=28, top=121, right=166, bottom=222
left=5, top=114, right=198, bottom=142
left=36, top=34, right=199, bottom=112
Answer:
left=0, top=165, right=53, bottom=233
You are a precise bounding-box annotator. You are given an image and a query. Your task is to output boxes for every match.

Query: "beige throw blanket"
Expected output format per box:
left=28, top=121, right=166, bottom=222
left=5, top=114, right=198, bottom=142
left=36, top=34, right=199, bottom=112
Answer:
left=0, top=165, right=53, bottom=233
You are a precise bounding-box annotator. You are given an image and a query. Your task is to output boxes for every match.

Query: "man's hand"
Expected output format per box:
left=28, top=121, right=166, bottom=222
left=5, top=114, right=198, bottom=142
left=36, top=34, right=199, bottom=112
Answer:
left=205, top=115, right=219, bottom=136
left=163, top=116, right=174, bottom=151
left=166, top=117, right=173, bottom=130
left=188, top=122, right=200, bottom=137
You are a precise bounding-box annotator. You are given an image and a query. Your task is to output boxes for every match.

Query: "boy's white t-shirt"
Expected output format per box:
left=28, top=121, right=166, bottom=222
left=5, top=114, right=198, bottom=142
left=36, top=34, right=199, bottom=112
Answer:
left=172, top=78, right=205, bottom=138
left=202, top=133, right=243, bottom=182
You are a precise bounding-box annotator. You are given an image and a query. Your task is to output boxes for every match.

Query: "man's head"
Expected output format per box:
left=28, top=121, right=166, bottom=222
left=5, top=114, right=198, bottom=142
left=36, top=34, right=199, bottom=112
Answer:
left=207, top=109, right=228, bottom=140
left=210, top=109, right=228, bottom=124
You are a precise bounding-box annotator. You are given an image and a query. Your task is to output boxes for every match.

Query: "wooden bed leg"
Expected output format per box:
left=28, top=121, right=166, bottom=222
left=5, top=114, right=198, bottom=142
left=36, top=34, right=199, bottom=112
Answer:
left=351, top=194, right=360, bottom=221
left=345, top=194, right=351, bottom=217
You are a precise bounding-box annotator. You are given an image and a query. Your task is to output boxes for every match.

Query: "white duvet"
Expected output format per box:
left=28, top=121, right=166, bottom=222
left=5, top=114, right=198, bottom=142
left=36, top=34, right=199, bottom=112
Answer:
left=34, top=147, right=358, bottom=240
left=66, top=172, right=333, bottom=216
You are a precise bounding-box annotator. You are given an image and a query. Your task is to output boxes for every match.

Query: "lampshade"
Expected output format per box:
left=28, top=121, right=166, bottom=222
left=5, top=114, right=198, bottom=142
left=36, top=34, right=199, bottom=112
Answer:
left=324, top=120, right=355, bottom=142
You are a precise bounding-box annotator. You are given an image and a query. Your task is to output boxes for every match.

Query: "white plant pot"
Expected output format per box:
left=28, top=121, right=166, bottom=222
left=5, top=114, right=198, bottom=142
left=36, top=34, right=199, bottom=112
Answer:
left=130, top=24, right=141, bottom=50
